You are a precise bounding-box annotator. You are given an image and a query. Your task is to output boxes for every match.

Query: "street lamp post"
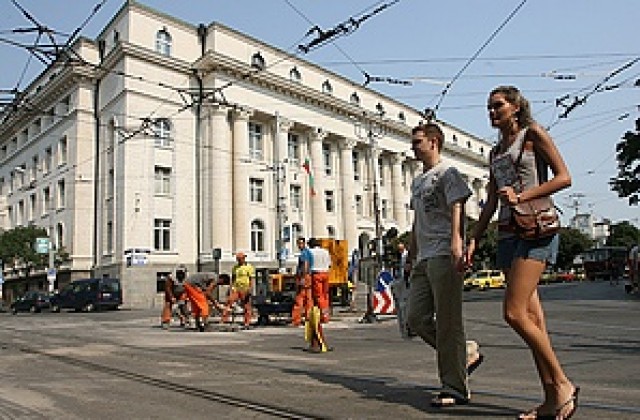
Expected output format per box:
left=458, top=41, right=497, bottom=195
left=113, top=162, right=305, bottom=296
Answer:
left=354, top=110, right=385, bottom=323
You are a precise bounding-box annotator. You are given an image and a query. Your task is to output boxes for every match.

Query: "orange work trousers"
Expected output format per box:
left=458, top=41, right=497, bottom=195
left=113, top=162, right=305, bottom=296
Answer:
left=222, top=289, right=252, bottom=326
left=291, top=274, right=312, bottom=326
left=312, top=271, right=331, bottom=323
left=183, top=283, right=209, bottom=319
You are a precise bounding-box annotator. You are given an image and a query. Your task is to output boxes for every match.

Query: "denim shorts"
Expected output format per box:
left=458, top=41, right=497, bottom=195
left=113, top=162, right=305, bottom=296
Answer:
left=496, top=234, right=559, bottom=270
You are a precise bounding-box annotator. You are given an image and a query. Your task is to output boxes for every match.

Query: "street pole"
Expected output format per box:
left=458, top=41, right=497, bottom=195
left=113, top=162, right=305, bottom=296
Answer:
left=274, top=111, right=284, bottom=272
left=193, top=70, right=203, bottom=273
left=355, top=112, right=385, bottom=323
left=48, top=202, right=55, bottom=292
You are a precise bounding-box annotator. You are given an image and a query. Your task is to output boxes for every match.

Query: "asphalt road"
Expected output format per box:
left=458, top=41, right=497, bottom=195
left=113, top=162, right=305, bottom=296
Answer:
left=1, top=280, right=639, bottom=419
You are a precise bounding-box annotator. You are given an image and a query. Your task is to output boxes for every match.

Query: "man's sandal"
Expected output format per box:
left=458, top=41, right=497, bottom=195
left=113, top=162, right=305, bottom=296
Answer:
left=467, top=353, right=485, bottom=376
left=430, top=392, right=469, bottom=408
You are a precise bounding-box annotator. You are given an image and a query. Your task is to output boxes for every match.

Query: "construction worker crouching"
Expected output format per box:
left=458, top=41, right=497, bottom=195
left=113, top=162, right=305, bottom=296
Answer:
left=183, top=270, right=217, bottom=332
left=308, top=238, right=331, bottom=323
left=291, top=237, right=313, bottom=327
left=223, top=252, right=255, bottom=328
left=160, top=266, right=189, bottom=329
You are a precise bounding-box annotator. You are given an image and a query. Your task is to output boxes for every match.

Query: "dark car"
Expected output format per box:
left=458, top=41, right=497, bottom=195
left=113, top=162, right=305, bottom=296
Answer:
left=10, top=290, right=52, bottom=314
left=51, top=278, right=122, bottom=312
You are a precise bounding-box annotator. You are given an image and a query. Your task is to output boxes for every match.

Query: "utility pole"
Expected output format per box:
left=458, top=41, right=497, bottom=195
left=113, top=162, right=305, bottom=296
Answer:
left=193, top=70, right=204, bottom=273
left=354, top=110, right=385, bottom=323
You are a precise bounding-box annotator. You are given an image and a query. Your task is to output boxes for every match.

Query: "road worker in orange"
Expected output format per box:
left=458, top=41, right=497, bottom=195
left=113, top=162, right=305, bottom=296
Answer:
left=291, top=237, right=314, bottom=327
left=183, top=270, right=217, bottom=332
left=222, top=252, right=255, bottom=327
left=160, top=266, right=189, bottom=329
left=308, top=238, right=331, bottom=323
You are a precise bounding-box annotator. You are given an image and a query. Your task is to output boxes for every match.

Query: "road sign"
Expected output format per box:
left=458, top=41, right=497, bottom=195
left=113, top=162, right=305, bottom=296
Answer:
left=47, top=268, right=57, bottom=282
left=35, top=237, right=50, bottom=254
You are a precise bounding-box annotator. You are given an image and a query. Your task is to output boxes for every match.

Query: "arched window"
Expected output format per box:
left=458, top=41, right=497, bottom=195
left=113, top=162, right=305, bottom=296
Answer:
left=322, top=80, right=333, bottom=95
left=398, top=111, right=406, bottom=122
left=251, top=219, right=265, bottom=252
left=155, top=29, right=172, bottom=56
left=350, top=92, right=360, bottom=106
left=289, top=67, right=301, bottom=82
left=153, top=118, right=171, bottom=147
left=251, top=52, right=265, bottom=70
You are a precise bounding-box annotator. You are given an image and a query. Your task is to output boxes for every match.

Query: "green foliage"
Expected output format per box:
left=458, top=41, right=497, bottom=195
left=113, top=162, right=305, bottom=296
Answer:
left=557, top=227, right=593, bottom=269
left=610, top=119, right=640, bottom=205
left=606, top=221, right=640, bottom=248
left=0, top=225, right=48, bottom=270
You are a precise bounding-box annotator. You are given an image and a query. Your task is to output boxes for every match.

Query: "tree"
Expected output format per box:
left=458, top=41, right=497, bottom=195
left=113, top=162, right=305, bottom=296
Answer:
left=467, top=219, right=498, bottom=270
left=0, top=225, right=48, bottom=271
left=610, top=118, right=640, bottom=205
left=606, top=221, right=640, bottom=249
left=556, top=227, right=593, bottom=269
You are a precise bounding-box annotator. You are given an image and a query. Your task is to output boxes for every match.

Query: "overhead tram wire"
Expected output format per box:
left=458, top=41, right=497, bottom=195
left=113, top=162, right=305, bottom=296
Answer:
left=429, top=0, right=528, bottom=119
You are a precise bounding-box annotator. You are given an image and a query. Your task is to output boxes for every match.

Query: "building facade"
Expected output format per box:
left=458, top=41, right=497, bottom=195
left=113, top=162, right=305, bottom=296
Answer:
left=0, top=1, right=491, bottom=308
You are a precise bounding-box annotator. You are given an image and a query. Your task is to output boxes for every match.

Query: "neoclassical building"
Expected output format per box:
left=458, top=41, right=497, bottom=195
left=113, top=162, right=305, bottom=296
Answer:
left=0, top=1, right=490, bottom=308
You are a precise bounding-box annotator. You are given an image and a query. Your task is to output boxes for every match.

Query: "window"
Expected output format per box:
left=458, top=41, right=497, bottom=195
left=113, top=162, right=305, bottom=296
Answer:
left=1, top=145, right=6, bottom=160
left=153, top=119, right=171, bottom=147
left=381, top=199, right=388, bottom=219
left=251, top=219, right=265, bottom=252
left=58, top=136, right=67, bottom=166
left=249, top=178, right=264, bottom=203
left=378, top=157, right=385, bottom=186
left=467, top=140, right=472, bottom=149
left=0, top=178, right=3, bottom=195
left=350, top=92, right=360, bottom=106
left=290, top=184, right=301, bottom=210
left=292, top=223, right=303, bottom=241
left=352, top=150, right=360, bottom=181
left=154, top=166, right=171, bottom=195
left=43, top=187, right=51, bottom=214
left=322, top=143, right=332, bottom=176
left=60, top=96, right=70, bottom=114
left=324, top=190, right=335, bottom=213
left=31, top=155, right=38, bottom=181
left=106, top=221, right=113, bottom=253
left=29, top=194, right=36, bottom=222
left=18, top=200, right=24, bottom=225
left=251, top=52, right=265, bottom=70
left=248, top=122, right=263, bottom=160
left=107, top=168, right=114, bottom=198
left=154, top=219, right=171, bottom=251
left=289, top=67, right=301, bottom=82
left=355, top=195, right=363, bottom=216
left=56, top=223, right=64, bottom=250
left=398, top=111, right=406, bottom=122
left=155, top=29, right=172, bottom=56
left=287, top=133, right=300, bottom=164
left=322, top=80, right=333, bottom=95
left=452, top=134, right=458, bottom=144
left=44, top=147, right=52, bottom=173
left=327, top=225, right=335, bottom=238
left=375, top=102, right=385, bottom=116
left=57, top=179, right=65, bottom=209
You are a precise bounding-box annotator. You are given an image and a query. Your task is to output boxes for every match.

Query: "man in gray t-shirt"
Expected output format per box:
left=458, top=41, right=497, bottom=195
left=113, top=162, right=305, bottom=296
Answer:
left=407, top=123, right=483, bottom=407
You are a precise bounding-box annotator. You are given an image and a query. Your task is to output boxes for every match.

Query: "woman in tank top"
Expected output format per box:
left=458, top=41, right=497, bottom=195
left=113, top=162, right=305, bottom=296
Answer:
left=466, top=86, right=579, bottom=419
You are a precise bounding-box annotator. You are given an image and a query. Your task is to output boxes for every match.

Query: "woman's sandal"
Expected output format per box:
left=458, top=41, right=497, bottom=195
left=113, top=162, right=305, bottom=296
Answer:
left=535, top=386, right=580, bottom=420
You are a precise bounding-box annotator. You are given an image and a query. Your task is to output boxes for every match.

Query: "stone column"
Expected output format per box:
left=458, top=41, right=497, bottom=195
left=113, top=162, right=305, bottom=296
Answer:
left=232, top=108, right=253, bottom=253
left=205, top=104, right=231, bottom=254
left=275, top=117, right=293, bottom=258
left=339, top=137, right=358, bottom=247
left=308, top=128, right=327, bottom=237
left=390, top=153, right=407, bottom=229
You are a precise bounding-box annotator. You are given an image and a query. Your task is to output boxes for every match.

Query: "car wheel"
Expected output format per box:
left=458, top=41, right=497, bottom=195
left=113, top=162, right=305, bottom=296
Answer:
left=29, top=305, right=37, bottom=313
left=11, top=308, right=17, bottom=315
left=84, top=303, right=95, bottom=312
left=51, top=305, right=60, bottom=313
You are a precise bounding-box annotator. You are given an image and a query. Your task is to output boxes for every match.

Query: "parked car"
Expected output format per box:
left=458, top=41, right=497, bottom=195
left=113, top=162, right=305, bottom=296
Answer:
left=51, top=278, right=122, bottom=312
left=10, top=290, right=52, bottom=314
left=555, top=271, right=576, bottom=282
left=465, top=270, right=505, bottom=291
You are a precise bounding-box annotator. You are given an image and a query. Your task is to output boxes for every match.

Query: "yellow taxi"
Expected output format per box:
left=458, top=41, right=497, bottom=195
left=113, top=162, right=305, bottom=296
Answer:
left=464, top=270, right=506, bottom=291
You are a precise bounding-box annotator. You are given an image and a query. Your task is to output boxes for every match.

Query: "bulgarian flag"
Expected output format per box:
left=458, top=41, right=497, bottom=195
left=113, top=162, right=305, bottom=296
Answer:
left=302, top=157, right=316, bottom=196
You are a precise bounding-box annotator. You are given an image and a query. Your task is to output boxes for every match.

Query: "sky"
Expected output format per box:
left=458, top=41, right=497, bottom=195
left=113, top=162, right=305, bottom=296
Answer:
left=0, top=0, right=638, bottom=227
